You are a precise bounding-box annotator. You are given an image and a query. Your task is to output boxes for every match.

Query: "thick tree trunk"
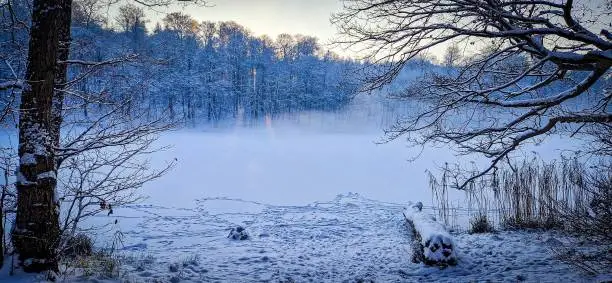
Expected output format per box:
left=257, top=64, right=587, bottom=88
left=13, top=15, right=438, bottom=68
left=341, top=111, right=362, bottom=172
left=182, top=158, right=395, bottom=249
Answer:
left=12, top=0, right=70, bottom=273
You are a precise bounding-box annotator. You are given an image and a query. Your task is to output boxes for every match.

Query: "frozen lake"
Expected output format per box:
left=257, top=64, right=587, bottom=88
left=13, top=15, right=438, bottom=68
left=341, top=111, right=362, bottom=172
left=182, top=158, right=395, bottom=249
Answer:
left=144, top=128, right=449, bottom=208
left=136, top=112, right=573, bottom=209
left=1, top=111, right=576, bottom=214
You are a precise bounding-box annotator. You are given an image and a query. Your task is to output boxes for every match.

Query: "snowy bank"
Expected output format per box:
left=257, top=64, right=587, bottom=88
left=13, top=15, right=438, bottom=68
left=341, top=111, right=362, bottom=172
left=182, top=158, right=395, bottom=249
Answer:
left=0, top=194, right=594, bottom=282
left=404, top=203, right=457, bottom=265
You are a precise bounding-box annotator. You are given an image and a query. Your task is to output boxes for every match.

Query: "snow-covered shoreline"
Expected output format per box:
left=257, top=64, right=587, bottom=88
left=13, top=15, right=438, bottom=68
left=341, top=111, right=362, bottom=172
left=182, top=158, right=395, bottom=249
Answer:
left=78, top=194, right=589, bottom=282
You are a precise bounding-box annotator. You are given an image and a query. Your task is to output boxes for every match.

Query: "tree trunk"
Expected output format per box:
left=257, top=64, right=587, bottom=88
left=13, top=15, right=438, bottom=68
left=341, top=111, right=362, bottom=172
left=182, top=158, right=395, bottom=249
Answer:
left=0, top=167, right=7, bottom=269
left=12, top=0, right=70, bottom=273
left=52, top=0, right=72, bottom=165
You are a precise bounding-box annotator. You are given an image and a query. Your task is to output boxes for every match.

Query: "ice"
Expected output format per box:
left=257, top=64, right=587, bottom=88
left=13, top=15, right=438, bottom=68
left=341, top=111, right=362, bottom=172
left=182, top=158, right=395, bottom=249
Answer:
left=140, top=127, right=460, bottom=208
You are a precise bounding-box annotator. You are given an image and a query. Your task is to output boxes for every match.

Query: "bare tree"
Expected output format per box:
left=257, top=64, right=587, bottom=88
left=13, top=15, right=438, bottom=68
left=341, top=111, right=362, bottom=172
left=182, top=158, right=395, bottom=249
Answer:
left=58, top=138, right=173, bottom=237
left=115, top=3, right=148, bottom=32
left=0, top=140, right=16, bottom=270
left=53, top=0, right=73, bottom=162
left=72, top=0, right=107, bottom=28
left=333, top=0, right=611, bottom=188
left=0, top=0, right=28, bottom=97
left=56, top=96, right=175, bottom=238
left=443, top=44, right=462, bottom=68
left=276, top=33, right=296, bottom=60
left=54, top=0, right=180, bottom=247
left=163, top=12, right=199, bottom=38
left=0, top=0, right=26, bottom=271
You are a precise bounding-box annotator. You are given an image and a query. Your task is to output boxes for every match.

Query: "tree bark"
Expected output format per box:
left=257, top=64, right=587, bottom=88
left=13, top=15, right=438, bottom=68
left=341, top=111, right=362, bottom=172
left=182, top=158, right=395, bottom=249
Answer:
left=52, top=0, right=73, bottom=167
left=12, top=0, right=70, bottom=273
left=0, top=167, right=7, bottom=269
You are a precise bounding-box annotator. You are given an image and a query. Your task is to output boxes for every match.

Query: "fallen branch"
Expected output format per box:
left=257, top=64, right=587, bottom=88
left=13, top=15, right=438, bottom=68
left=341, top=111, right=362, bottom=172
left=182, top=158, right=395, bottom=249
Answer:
left=403, top=202, right=457, bottom=266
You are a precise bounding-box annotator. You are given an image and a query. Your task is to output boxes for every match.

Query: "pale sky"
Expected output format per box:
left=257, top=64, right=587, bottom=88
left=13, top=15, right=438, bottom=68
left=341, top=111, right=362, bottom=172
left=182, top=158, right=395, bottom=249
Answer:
left=145, top=0, right=344, bottom=46
left=110, top=0, right=610, bottom=62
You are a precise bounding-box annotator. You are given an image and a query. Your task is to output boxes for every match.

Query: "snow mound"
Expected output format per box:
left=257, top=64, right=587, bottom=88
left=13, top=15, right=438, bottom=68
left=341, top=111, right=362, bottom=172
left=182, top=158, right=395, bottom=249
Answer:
left=403, top=205, right=457, bottom=265
left=228, top=226, right=249, bottom=240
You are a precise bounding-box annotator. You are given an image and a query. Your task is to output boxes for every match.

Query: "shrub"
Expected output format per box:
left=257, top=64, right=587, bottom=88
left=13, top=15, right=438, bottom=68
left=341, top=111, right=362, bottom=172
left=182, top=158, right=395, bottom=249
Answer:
left=468, top=215, right=494, bottom=234
left=429, top=154, right=611, bottom=274
left=554, top=163, right=612, bottom=275
left=59, top=250, right=122, bottom=280
left=62, top=233, right=93, bottom=258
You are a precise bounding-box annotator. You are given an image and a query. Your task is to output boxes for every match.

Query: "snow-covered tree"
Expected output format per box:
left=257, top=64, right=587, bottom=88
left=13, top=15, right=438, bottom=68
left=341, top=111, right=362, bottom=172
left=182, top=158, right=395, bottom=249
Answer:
left=333, top=0, right=611, bottom=188
left=12, top=0, right=70, bottom=273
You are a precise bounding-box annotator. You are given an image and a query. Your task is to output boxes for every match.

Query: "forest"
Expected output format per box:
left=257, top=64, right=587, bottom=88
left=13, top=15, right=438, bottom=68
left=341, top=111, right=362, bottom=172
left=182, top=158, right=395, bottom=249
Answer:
left=2, top=1, right=361, bottom=128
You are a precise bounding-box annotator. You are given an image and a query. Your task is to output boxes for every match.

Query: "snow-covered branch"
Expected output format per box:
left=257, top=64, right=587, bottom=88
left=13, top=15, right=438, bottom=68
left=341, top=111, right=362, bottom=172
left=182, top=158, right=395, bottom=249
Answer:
left=0, top=80, right=22, bottom=90
left=58, top=54, right=138, bottom=67
left=335, top=0, right=611, bottom=188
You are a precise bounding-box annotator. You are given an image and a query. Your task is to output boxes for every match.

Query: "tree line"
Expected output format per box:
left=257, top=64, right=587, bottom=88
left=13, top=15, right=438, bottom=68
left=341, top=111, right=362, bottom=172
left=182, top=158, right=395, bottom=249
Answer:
left=75, top=3, right=360, bottom=125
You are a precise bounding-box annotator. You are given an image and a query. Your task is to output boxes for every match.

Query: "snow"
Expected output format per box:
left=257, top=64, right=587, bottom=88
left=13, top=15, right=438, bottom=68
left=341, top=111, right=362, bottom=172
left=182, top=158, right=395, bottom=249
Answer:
left=36, top=171, right=56, bottom=180
left=64, top=126, right=589, bottom=282
left=19, top=153, right=36, bottom=165
left=403, top=206, right=457, bottom=264
left=20, top=121, right=51, bottom=158
left=0, top=115, right=596, bottom=282
left=76, top=194, right=586, bottom=282
left=16, top=171, right=36, bottom=186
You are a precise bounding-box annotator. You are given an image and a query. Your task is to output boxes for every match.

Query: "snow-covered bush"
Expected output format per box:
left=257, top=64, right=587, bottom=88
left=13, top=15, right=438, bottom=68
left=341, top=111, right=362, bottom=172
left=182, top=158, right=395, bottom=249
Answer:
left=404, top=204, right=457, bottom=266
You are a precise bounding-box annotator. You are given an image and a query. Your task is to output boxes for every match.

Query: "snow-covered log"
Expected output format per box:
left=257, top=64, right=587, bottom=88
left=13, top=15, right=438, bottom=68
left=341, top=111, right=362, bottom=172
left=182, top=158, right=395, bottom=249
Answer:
left=403, top=203, right=457, bottom=266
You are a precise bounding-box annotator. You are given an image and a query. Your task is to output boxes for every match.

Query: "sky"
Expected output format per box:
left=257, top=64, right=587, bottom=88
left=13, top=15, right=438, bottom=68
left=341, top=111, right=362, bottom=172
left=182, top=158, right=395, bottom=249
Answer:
left=107, top=0, right=610, bottom=62
left=145, top=0, right=345, bottom=49
left=134, top=0, right=451, bottom=59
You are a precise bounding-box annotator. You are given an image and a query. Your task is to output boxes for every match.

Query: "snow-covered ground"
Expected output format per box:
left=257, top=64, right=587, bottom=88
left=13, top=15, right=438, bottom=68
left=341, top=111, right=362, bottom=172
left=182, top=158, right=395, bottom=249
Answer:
left=80, top=194, right=585, bottom=282
left=0, top=113, right=594, bottom=282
